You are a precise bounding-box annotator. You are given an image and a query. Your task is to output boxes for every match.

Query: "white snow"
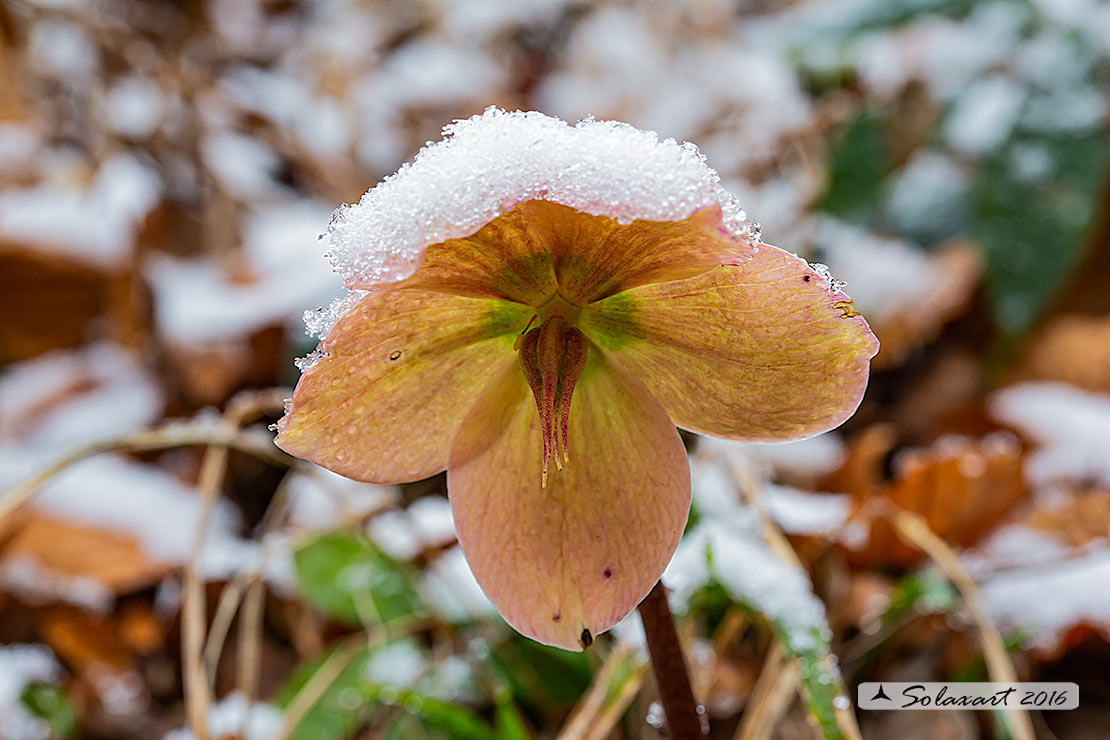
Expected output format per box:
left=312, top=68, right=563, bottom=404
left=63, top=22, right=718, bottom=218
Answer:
left=0, top=154, right=161, bottom=268
left=812, top=217, right=946, bottom=325
left=146, top=199, right=341, bottom=344
left=945, top=76, right=1026, bottom=155
left=0, top=343, right=162, bottom=451
left=980, top=548, right=1110, bottom=651
left=162, top=691, right=283, bottom=740
left=368, top=497, right=455, bottom=561
left=0, top=645, right=62, bottom=740
left=0, top=124, right=41, bottom=172
left=364, top=640, right=427, bottom=688
left=421, top=546, right=495, bottom=622
left=30, top=455, right=242, bottom=568
left=103, top=75, right=166, bottom=139
left=990, top=383, right=1110, bottom=487
left=763, top=484, right=851, bottom=537
left=200, top=130, right=284, bottom=201
left=284, top=465, right=397, bottom=530
left=698, top=432, right=847, bottom=481
left=317, top=107, right=756, bottom=333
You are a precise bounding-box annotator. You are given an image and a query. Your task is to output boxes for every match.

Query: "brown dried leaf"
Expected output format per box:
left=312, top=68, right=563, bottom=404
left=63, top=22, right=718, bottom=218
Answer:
left=1017, top=314, right=1110, bottom=394
left=0, top=511, right=170, bottom=594
left=834, top=432, right=1025, bottom=567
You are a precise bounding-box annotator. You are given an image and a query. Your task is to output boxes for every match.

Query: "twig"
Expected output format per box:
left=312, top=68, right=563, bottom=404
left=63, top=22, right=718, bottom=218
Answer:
left=882, top=505, right=1035, bottom=740
left=182, top=389, right=289, bottom=740
left=274, top=636, right=366, bottom=740
left=733, top=642, right=798, bottom=740
left=556, top=642, right=648, bottom=740
left=638, top=581, right=704, bottom=739
left=0, top=422, right=288, bottom=528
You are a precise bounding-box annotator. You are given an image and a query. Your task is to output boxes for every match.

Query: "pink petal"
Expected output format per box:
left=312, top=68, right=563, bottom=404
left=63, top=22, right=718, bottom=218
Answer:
left=580, top=246, right=880, bottom=441
left=276, top=289, right=531, bottom=483
left=448, top=352, right=690, bottom=650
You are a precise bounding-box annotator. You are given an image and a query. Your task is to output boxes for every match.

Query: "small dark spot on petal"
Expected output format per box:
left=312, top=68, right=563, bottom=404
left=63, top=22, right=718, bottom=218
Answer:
left=389, top=350, right=402, bottom=360
left=803, top=275, right=811, bottom=282
left=580, top=628, right=593, bottom=648
left=603, top=567, right=613, bottom=578
left=552, top=613, right=561, bottom=622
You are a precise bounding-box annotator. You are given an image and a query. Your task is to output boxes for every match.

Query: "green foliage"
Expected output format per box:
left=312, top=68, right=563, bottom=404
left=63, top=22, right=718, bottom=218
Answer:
left=293, top=532, right=422, bottom=626
left=487, top=633, right=593, bottom=712
left=882, top=569, right=959, bottom=624
left=819, top=110, right=893, bottom=223
left=20, top=683, right=78, bottom=739
left=973, top=129, right=1110, bottom=335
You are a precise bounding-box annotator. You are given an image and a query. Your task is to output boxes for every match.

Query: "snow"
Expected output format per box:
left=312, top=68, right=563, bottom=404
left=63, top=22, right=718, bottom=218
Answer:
left=28, top=20, right=99, bottom=81
left=990, top=383, right=1110, bottom=487
left=699, top=432, right=847, bottom=481
left=368, top=497, right=455, bottom=561
left=980, top=548, right=1110, bottom=651
left=284, top=465, right=397, bottom=531
left=200, top=130, right=284, bottom=201
left=0, top=557, right=113, bottom=612
left=812, top=217, right=943, bottom=325
left=162, top=691, right=283, bottom=740
left=317, top=107, right=757, bottom=334
left=945, top=76, right=1026, bottom=155
left=0, top=154, right=161, bottom=268
left=421, top=546, right=495, bottom=622
left=364, top=640, right=426, bottom=688
left=0, top=645, right=62, bottom=740
left=103, top=75, right=166, bottom=139
left=146, top=200, right=341, bottom=344
left=665, top=460, right=833, bottom=653
left=30, top=455, right=243, bottom=569
left=763, top=485, right=851, bottom=537
left=0, top=343, right=162, bottom=452
left=0, top=124, right=41, bottom=172
left=883, top=151, right=969, bottom=240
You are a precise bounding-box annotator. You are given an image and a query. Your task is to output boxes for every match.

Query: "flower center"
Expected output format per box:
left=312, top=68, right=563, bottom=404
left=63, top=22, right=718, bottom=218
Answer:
left=516, top=315, right=587, bottom=487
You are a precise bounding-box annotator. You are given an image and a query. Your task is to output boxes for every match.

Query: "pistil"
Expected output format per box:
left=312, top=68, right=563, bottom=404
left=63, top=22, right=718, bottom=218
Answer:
left=517, top=316, right=588, bottom=486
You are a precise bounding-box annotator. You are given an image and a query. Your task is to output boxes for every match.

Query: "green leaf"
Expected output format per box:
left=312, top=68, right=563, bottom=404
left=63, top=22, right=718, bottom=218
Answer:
left=294, top=532, right=423, bottom=626
left=360, top=685, right=496, bottom=740
left=276, top=644, right=375, bottom=740
left=20, top=683, right=78, bottom=739
left=819, top=110, right=893, bottom=224
left=972, top=129, right=1110, bottom=335
left=493, top=685, right=532, bottom=740
left=882, top=569, right=959, bottom=624
left=487, top=633, right=593, bottom=712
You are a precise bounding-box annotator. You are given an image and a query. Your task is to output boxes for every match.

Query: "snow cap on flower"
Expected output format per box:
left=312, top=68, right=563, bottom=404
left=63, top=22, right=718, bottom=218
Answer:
left=313, top=107, right=758, bottom=334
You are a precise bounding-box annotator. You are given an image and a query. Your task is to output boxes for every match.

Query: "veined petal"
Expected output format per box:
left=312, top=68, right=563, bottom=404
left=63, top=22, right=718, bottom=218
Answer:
left=448, top=351, right=690, bottom=651
left=400, top=200, right=752, bottom=306
left=580, top=247, right=880, bottom=441
left=276, top=289, right=531, bottom=483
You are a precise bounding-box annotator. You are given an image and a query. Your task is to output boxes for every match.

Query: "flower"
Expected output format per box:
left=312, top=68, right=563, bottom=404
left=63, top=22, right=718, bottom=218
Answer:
left=276, top=109, right=878, bottom=650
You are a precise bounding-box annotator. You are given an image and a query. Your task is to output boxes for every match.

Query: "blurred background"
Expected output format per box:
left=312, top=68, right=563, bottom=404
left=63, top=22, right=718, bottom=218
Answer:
left=0, top=0, right=1108, bottom=738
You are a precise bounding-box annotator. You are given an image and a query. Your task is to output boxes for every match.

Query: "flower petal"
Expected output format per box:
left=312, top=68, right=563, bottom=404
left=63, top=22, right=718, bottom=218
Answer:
left=400, top=200, right=752, bottom=306
left=580, top=247, right=880, bottom=441
left=448, top=351, right=690, bottom=651
left=276, top=289, right=531, bottom=483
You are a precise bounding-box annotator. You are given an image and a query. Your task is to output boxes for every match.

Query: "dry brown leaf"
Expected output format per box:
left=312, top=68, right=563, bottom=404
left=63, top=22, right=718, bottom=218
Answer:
left=0, top=511, right=170, bottom=595
left=832, top=431, right=1025, bottom=567
left=1017, top=314, right=1110, bottom=394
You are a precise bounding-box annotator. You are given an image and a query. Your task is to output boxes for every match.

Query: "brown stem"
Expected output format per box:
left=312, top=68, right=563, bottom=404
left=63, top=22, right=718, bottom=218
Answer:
left=638, top=581, right=703, bottom=739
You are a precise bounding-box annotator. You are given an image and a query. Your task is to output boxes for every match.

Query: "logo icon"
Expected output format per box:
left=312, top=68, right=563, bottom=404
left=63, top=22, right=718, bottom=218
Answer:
left=870, top=684, right=892, bottom=702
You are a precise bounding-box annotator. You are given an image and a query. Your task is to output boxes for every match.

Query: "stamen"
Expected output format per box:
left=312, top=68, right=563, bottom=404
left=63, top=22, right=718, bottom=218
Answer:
left=513, top=314, right=538, bottom=351
left=516, top=315, right=588, bottom=487
left=560, top=328, right=587, bottom=463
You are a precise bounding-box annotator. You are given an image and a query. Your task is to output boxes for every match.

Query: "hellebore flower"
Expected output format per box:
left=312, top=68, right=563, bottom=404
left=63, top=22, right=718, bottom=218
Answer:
left=276, top=109, right=878, bottom=651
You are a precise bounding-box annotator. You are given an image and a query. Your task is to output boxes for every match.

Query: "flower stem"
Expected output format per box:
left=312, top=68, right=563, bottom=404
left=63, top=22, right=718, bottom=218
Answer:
left=638, top=581, right=703, bottom=739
